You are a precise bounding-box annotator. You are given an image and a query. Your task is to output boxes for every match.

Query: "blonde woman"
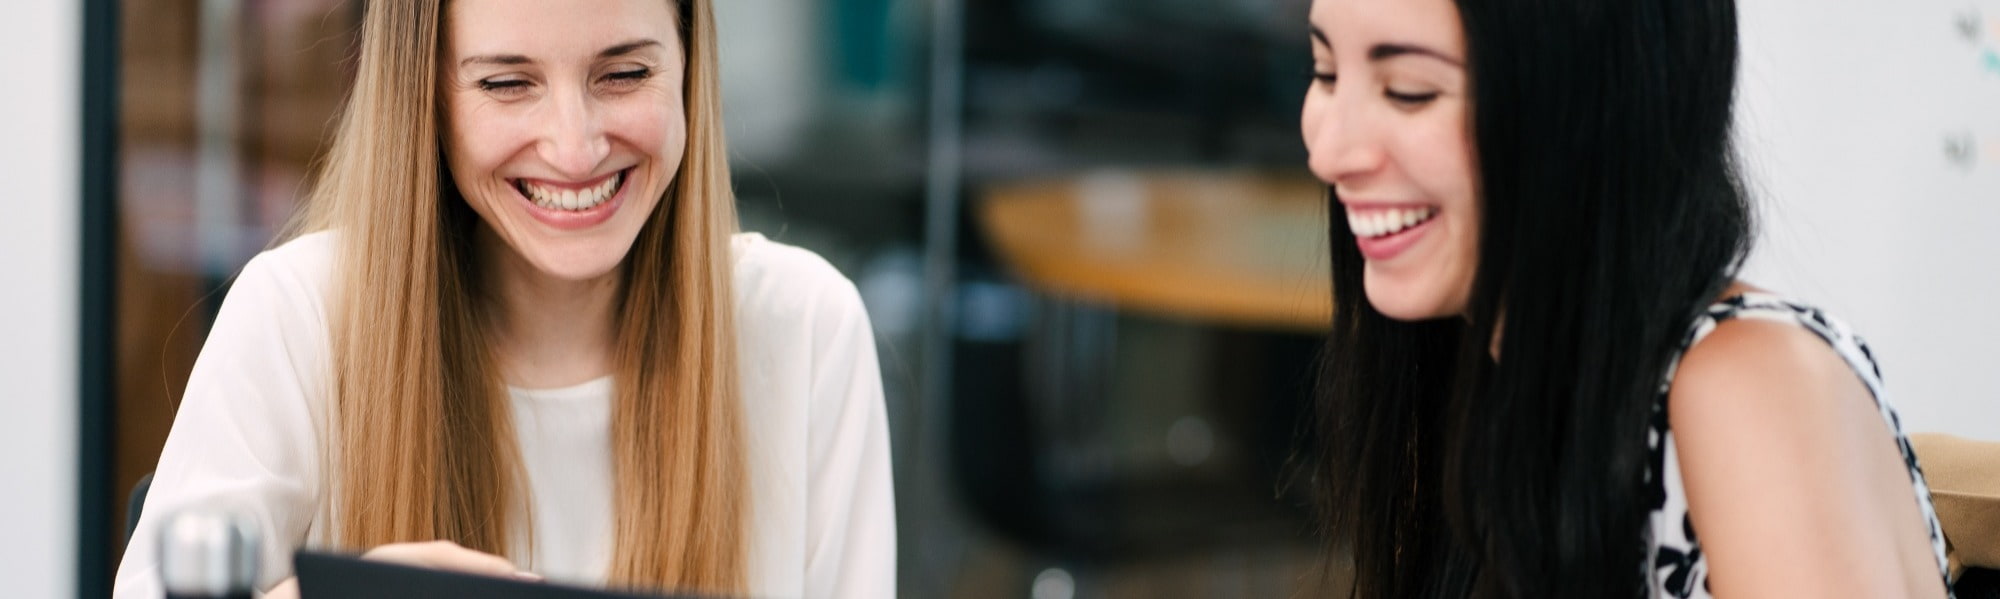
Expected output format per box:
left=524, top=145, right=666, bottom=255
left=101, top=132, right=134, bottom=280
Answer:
left=112, top=0, right=895, bottom=597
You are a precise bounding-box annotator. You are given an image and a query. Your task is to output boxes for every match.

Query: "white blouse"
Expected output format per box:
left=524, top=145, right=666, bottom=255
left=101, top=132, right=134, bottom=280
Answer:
left=113, top=231, right=897, bottom=598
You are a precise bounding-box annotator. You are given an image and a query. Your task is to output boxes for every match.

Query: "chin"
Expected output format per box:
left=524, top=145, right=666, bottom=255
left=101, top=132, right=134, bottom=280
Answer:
left=1362, top=265, right=1464, bottom=322
left=519, top=241, right=632, bottom=282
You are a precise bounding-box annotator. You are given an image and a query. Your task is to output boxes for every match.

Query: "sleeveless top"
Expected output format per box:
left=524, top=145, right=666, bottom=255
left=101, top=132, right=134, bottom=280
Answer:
left=1643, top=293, right=1952, bottom=598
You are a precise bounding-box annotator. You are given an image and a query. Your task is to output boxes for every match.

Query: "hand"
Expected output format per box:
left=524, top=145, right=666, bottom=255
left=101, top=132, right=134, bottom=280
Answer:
left=361, top=540, right=542, bottom=581
left=258, top=541, right=538, bottom=598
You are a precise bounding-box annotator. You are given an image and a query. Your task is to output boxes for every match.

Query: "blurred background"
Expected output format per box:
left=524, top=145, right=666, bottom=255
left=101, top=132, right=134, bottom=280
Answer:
left=3, top=0, right=1997, bottom=598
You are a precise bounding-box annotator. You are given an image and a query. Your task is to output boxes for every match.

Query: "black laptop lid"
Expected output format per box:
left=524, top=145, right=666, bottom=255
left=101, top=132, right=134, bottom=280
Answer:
left=294, top=550, right=698, bottom=599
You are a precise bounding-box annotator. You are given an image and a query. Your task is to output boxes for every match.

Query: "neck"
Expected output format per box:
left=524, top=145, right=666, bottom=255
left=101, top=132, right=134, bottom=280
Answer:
left=477, top=225, right=620, bottom=389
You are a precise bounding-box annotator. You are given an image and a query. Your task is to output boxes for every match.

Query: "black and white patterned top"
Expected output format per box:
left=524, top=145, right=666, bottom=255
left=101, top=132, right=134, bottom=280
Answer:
left=1643, top=293, right=1952, bottom=598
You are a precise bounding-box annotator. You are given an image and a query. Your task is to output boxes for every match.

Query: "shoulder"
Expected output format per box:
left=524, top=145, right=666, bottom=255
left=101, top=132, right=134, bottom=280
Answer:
left=730, top=232, right=868, bottom=328
left=1665, top=293, right=1897, bottom=500
left=1670, top=313, right=1862, bottom=414
left=195, top=230, right=343, bottom=387
left=242, top=230, right=339, bottom=296
left=222, top=230, right=341, bottom=327
left=1667, top=303, right=1877, bottom=456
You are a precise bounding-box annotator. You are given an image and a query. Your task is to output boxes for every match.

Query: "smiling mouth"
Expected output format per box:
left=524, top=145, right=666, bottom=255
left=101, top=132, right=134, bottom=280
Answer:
left=1346, top=206, right=1439, bottom=239
left=513, top=168, right=630, bottom=212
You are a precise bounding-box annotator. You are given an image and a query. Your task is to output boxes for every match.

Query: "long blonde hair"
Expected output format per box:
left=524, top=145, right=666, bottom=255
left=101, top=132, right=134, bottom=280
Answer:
left=288, top=0, right=745, bottom=592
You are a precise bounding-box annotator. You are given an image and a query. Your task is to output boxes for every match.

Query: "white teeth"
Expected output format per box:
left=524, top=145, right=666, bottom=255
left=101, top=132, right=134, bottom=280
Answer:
left=1346, top=206, right=1437, bottom=239
left=521, top=172, right=624, bottom=212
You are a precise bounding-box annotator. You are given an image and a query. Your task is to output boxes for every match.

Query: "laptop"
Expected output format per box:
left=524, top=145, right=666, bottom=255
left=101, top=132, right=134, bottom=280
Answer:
left=294, top=550, right=699, bottom=598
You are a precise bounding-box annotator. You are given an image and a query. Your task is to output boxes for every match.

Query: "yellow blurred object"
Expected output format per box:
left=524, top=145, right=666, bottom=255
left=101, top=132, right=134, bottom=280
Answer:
left=1911, top=433, right=2000, bottom=580
left=978, top=170, right=1332, bottom=332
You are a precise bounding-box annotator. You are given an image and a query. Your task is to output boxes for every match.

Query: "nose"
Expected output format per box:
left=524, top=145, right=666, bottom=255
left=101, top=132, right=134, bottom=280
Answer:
left=536, top=86, right=610, bottom=180
left=1301, top=86, right=1385, bottom=189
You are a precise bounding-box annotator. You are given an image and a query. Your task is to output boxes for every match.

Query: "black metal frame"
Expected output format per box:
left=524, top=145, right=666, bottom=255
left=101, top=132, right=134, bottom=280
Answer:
left=79, top=0, right=120, bottom=595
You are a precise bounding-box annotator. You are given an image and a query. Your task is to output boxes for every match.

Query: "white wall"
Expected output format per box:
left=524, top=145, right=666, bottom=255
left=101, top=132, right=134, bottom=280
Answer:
left=1736, top=0, right=2000, bottom=438
left=0, top=0, right=80, bottom=597
left=713, top=0, right=819, bottom=164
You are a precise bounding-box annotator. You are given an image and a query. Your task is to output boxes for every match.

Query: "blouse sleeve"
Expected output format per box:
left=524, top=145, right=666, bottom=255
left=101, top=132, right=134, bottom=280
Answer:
left=113, top=244, right=331, bottom=598
left=801, top=272, right=897, bottom=598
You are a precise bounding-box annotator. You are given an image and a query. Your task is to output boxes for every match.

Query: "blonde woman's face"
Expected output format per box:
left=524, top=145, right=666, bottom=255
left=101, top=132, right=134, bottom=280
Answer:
left=442, top=0, right=686, bottom=281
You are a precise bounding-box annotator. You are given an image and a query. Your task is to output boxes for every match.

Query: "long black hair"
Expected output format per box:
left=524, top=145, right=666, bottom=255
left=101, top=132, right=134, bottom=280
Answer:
left=1309, top=0, right=1753, bottom=596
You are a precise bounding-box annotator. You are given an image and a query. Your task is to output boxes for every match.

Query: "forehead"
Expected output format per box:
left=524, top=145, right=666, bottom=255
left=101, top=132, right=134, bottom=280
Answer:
left=1308, top=0, right=1464, bottom=56
left=444, top=0, right=682, bottom=58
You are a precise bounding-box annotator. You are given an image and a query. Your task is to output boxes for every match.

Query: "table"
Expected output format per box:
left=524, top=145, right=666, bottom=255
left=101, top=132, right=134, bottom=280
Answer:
left=977, top=170, right=1332, bottom=331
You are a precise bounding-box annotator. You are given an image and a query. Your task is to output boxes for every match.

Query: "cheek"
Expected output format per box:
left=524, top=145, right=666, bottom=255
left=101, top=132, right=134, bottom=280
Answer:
left=1402, top=108, right=1476, bottom=211
left=443, top=99, right=528, bottom=193
left=1395, top=106, right=1480, bottom=300
left=606, top=94, right=686, bottom=164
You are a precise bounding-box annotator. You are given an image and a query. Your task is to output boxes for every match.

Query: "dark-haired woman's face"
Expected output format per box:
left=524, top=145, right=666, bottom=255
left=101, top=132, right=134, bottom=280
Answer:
left=1301, top=0, right=1478, bottom=321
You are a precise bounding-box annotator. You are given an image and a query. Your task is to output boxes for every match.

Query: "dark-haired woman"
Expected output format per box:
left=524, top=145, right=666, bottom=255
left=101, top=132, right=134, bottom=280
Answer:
left=1298, top=0, right=1950, bottom=596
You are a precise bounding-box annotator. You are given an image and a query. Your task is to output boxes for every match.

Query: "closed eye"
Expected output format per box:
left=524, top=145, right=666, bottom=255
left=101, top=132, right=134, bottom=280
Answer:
left=1385, top=89, right=1439, bottom=105
left=601, top=67, right=654, bottom=90
left=478, top=78, right=530, bottom=93
left=607, top=67, right=652, bottom=81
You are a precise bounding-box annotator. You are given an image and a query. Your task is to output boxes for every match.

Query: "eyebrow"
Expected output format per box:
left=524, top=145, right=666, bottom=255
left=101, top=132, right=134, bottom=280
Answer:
left=1369, top=43, right=1462, bottom=66
left=1309, top=26, right=1463, bottom=67
left=597, top=39, right=663, bottom=59
left=458, top=38, right=664, bottom=68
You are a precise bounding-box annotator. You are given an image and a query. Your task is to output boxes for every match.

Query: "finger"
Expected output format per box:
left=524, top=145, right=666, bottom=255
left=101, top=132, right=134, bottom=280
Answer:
left=423, top=545, right=518, bottom=576
left=364, top=541, right=517, bottom=577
